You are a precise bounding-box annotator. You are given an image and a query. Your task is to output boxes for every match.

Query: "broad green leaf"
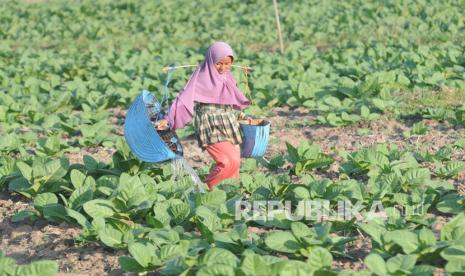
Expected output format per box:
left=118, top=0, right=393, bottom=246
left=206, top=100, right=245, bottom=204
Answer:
left=92, top=217, right=106, bottom=233
left=70, top=169, right=86, bottom=189
left=410, top=265, right=436, bottom=276
left=454, top=139, right=465, bottom=150
left=229, top=223, right=248, bottom=241
left=361, top=105, right=370, bottom=118
left=148, top=207, right=172, bottom=228
left=158, top=256, right=189, bottom=275
left=43, top=203, right=68, bottom=223
left=98, top=225, right=123, bottom=248
left=168, top=202, right=190, bottom=224
left=386, top=230, right=419, bottom=254
left=404, top=168, right=430, bottom=185
left=418, top=228, right=436, bottom=247
left=16, top=260, right=58, bottom=276
left=31, top=159, right=48, bottom=180
left=0, top=252, right=16, bottom=275
left=68, top=185, right=94, bottom=210
left=440, top=245, right=465, bottom=263
left=201, top=247, right=239, bottom=267
left=386, top=254, right=417, bottom=274
left=410, top=122, right=428, bottom=135
left=358, top=223, right=385, bottom=245
left=16, top=162, right=32, bottom=181
left=291, top=221, right=313, bottom=240
left=8, top=177, right=31, bottom=195
left=436, top=194, right=465, bottom=214
left=128, top=242, right=156, bottom=268
left=270, top=260, right=314, bottom=275
left=119, top=256, right=146, bottom=272
left=307, top=247, right=332, bottom=269
left=441, top=213, right=465, bottom=241
left=148, top=229, right=180, bottom=247
left=160, top=241, right=189, bottom=260
left=314, top=223, right=331, bottom=241
left=286, top=142, right=300, bottom=164
left=444, top=261, right=465, bottom=273
left=324, top=96, right=341, bottom=107
left=83, top=199, right=115, bottom=218
left=254, top=209, right=292, bottom=229
left=197, top=264, right=236, bottom=276
left=83, top=155, right=98, bottom=171
left=66, top=208, right=91, bottom=228
left=33, top=193, right=58, bottom=211
left=436, top=161, right=465, bottom=178
left=293, top=186, right=310, bottom=200
left=11, top=210, right=39, bottom=222
left=265, top=231, right=301, bottom=253
left=196, top=206, right=222, bottom=239
left=365, top=253, right=387, bottom=275
left=43, top=158, right=69, bottom=181
left=240, top=251, right=270, bottom=276
left=200, top=189, right=227, bottom=209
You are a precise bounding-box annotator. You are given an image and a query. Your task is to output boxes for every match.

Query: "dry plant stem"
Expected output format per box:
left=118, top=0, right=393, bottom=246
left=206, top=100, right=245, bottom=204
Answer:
left=357, top=228, right=366, bottom=240
left=273, top=0, right=285, bottom=54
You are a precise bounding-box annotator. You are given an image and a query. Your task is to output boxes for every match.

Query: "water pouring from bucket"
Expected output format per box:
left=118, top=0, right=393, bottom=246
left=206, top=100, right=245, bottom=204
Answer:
left=170, top=156, right=205, bottom=193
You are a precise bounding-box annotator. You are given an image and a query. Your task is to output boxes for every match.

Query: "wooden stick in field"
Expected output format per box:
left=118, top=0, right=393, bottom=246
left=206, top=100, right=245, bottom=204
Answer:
left=273, top=0, right=285, bottom=54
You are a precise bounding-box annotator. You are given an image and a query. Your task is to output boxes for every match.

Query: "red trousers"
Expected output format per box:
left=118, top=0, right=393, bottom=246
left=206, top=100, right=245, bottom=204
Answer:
left=204, top=141, right=241, bottom=190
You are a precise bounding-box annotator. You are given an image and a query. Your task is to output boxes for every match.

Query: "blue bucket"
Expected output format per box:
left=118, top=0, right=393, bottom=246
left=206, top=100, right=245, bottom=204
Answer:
left=240, top=121, right=271, bottom=158
left=124, top=90, right=183, bottom=163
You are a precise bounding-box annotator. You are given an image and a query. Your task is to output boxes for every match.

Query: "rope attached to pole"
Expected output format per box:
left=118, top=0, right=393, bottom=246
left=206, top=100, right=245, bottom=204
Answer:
left=161, top=66, right=176, bottom=111
left=241, top=67, right=253, bottom=105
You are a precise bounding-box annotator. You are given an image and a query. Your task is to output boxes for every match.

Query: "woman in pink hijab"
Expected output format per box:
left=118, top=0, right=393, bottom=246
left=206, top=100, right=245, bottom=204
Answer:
left=156, top=42, right=251, bottom=190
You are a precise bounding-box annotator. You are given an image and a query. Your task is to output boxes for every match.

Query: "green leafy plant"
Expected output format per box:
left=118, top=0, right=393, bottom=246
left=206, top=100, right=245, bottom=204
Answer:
left=435, top=161, right=465, bottom=179
left=8, top=157, right=69, bottom=198
left=286, top=141, right=334, bottom=176
left=403, top=122, right=428, bottom=138
left=265, top=222, right=354, bottom=257
left=0, top=251, right=58, bottom=276
left=364, top=253, right=435, bottom=275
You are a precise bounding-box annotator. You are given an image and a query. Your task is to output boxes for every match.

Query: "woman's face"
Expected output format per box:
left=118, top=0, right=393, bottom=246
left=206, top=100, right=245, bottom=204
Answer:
left=214, top=56, right=233, bottom=74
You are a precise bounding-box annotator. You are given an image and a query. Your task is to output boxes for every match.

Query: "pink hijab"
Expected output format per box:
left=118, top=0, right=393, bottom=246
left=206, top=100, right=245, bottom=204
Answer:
left=166, top=42, right=250, bottom=130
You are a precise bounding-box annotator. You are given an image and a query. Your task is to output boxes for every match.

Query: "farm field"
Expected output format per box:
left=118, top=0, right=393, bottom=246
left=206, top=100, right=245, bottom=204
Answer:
left=1, top=0, right=465, bottom=275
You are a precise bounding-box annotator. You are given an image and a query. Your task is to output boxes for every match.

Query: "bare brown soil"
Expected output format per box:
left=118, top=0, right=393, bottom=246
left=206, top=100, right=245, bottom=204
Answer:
left=0, top=194, right=125, bottom=275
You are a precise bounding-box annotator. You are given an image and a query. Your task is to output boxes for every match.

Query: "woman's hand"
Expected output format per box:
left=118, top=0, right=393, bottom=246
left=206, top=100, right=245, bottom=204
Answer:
left=155, top=119, right=168, bottom=130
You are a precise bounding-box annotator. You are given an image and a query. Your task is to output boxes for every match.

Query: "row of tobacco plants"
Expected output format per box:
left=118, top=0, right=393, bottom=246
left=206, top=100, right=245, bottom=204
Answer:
left=1, top=138, right=464, bottom=275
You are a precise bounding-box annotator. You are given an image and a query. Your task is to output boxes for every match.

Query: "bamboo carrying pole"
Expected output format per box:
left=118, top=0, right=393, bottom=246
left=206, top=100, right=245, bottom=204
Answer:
left=161, top=64, right=254, bottom=104
left=272, top=0, right=285, bottom=54
left=162, top=64, right=253, bottom=72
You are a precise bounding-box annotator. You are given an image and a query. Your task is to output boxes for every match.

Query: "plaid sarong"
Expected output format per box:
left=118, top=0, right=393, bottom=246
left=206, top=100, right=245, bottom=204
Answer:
left=194, top=102, right=246, bottom=149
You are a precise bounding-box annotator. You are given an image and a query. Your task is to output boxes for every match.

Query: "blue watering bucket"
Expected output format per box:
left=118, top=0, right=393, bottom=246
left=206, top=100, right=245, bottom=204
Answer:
left=240, top=120, right=271, bottom=158
left=124, top=90, right=183, bottom=163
